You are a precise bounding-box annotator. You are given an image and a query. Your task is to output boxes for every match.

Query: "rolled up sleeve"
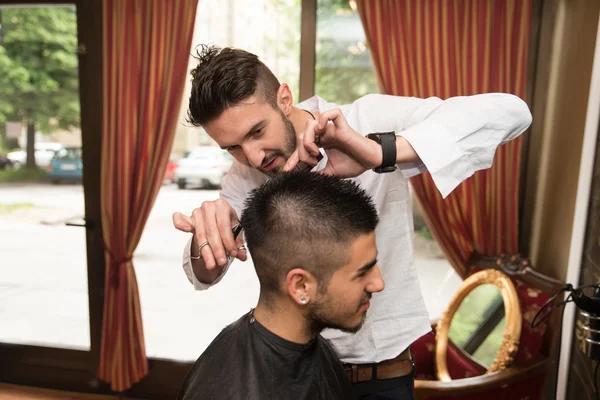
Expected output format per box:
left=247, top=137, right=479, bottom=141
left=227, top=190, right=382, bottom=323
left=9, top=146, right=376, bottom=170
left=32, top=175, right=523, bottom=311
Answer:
left=362, top=93, right=532, bottom=198
left=182, top=236, right=234, bottom=290
left=181, top=160, right=249, bottom=291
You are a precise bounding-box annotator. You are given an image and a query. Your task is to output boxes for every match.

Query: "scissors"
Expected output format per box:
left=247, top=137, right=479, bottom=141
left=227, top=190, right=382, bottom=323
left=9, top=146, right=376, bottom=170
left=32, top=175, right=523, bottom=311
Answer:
left=226, top=222, right=244, bottom=260
left=232, top=222, right=242, bottom=240
left=291, top=153, right=324, bottom=172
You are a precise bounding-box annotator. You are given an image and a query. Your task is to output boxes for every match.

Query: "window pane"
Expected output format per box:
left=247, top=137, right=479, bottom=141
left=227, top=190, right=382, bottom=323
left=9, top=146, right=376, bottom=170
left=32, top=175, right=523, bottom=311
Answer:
left=413, top=194, right=461, bottom=320
left=472, top=317, right=505, bottom=368
left=194, top=0, right=300, bottom=97
left=137, top=0, right=301, bottom=361
left=315, top=1, right=460, bottom=322
left=315, top=0, right=379, bottom=105
left=0, top=5, right=89, bottom=350
left=173, top=0, right=301, bottom=152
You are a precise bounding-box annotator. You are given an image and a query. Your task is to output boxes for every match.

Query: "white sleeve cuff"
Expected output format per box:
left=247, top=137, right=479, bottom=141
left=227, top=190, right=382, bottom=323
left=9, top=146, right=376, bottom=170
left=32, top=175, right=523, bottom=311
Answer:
left=182, top=236, right=233, bottom=291
left=400, top=119, right=479, bottom=199
left=396, top=159, right=428, bottom=179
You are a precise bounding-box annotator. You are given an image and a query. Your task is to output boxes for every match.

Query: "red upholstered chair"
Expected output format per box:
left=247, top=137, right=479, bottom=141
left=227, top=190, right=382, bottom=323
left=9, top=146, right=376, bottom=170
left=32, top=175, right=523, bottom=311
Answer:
left=413, top=254, right=564, bottom=400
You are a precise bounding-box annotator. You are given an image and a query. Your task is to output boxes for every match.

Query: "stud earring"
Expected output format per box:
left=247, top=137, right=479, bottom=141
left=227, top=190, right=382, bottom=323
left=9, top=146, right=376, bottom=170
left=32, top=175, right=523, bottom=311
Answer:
left=300, top=297, right=307, bottom=304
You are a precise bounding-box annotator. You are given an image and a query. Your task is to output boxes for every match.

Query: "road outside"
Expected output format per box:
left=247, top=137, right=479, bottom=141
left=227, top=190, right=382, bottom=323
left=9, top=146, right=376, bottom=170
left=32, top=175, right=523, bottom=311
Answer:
left=0, top=183, right=460, bottom=361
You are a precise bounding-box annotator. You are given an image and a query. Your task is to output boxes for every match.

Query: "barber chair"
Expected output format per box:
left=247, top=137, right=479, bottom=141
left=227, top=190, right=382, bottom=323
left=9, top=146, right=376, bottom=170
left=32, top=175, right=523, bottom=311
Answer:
left=412, top=254, right=564, bottom=400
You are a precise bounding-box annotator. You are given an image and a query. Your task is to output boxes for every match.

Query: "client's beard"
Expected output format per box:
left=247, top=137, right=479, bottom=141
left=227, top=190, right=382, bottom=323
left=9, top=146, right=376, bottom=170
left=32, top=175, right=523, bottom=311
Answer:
left=309, top=315, right=367, bottom=337
left=306, top=304, right=367, bottom=337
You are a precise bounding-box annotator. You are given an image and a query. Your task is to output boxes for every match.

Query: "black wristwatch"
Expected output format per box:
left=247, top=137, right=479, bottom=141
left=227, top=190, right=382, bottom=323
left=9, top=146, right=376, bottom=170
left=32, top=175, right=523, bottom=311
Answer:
left=366, top=132, right=397, bottom=173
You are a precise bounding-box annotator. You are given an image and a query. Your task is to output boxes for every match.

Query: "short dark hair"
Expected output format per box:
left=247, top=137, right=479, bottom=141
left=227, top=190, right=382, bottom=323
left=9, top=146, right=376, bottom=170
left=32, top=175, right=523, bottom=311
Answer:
left=187, top=45, right=281, bottom=126
left=241, top=172, right=379, bottom=299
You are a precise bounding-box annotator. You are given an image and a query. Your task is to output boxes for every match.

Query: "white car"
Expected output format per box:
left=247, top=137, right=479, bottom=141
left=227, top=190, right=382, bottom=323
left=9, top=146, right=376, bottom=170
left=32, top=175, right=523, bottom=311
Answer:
left=174, top=147, right=234, bottom=189
left=7, top=142, right=63, bottom=169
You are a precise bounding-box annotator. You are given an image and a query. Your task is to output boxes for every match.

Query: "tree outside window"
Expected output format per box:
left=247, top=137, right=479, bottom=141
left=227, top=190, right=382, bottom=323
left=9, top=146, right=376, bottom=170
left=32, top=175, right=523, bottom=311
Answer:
left=0, top=7, right=79, bottom=167
left=315, top=0, right=379, bottom=105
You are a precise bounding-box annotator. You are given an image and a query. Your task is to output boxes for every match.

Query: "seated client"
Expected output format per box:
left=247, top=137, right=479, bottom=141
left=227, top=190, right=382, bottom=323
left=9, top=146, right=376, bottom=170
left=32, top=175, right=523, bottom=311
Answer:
left=177, top=171, right=384, bottom=400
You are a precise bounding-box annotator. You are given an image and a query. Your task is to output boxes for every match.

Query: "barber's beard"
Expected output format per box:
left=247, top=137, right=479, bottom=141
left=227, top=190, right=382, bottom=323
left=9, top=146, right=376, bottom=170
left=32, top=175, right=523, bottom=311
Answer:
left=281, top=111, right=297, bottom=159
left=261, top=111, right=297, bottom=177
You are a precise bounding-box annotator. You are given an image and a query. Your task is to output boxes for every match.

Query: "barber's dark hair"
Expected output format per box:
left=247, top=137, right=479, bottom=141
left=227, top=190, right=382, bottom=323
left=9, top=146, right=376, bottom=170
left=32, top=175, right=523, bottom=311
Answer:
left=187, top=45, right=281, bottom=126
left=241, top=171, right=379, bottom=299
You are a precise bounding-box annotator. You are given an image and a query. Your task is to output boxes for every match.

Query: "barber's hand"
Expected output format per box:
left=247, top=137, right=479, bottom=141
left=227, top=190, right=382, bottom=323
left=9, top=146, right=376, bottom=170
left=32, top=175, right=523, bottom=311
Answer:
left=172, top=199, right=247, bottom=271
left=283, top=108, right=382, bottom=178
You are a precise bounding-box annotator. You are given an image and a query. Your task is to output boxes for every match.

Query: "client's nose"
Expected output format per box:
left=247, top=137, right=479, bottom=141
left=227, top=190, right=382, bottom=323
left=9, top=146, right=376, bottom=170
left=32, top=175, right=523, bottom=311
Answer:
left=366, top=265, right=385, bottom=293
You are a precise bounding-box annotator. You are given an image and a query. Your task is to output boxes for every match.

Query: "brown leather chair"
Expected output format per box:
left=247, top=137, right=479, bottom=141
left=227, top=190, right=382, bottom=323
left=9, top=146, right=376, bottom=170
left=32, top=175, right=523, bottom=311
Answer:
left=412, top=254, right=565, bottom=400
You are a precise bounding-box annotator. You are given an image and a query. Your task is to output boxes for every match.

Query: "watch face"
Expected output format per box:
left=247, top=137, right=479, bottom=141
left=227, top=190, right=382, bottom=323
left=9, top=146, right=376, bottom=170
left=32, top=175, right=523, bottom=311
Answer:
left=367, top=134, right=381, bottom=143
left=368, top=132, right=395, bottom=143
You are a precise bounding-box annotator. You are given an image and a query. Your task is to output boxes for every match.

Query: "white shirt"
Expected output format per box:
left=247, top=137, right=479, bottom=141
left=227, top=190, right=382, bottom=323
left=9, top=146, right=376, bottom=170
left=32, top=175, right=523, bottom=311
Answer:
left=182, top=93, right=532, bottom=364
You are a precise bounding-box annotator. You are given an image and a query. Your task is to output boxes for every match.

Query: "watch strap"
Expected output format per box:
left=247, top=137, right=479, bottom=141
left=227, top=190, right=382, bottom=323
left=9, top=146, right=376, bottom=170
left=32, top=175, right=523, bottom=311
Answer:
left=367, top=132, right=397, bottom=173
left=379, top=133, right=397, bottom=170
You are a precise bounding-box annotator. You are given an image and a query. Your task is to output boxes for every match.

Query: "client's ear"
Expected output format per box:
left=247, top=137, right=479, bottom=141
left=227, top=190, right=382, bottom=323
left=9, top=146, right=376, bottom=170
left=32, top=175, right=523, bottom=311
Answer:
left=285, top=268, right=317, bottom=306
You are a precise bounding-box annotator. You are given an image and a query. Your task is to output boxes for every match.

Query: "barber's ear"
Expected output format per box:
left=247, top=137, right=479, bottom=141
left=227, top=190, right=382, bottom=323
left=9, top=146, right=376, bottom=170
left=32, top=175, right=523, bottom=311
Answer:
left=277, top=83, right=294, bottom=116
left=285, top=268, right=317, bottom=306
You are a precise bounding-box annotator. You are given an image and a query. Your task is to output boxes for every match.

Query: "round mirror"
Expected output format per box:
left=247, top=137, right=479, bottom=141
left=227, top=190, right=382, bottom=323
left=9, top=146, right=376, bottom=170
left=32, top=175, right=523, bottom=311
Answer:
left=435, top=269, right=522, bottom=382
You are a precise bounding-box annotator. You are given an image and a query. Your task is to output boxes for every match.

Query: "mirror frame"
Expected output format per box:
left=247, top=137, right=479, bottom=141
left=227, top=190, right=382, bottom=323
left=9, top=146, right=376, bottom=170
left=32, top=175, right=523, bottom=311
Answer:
left=435, top=269, right=522, bottom=382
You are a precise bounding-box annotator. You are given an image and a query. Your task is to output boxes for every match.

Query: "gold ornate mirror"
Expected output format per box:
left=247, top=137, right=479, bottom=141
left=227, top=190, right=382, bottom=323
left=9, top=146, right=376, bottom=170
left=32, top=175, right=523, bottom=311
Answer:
left=435, top=269, right=522, bottom=382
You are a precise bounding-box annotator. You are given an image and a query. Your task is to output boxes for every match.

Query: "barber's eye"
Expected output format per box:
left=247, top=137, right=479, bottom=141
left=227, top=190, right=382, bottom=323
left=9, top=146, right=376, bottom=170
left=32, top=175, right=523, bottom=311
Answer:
left=254, top=128, right=263, bottom=136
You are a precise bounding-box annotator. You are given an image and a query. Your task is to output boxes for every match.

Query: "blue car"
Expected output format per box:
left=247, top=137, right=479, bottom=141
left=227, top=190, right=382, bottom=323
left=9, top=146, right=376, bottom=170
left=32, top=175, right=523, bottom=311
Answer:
left=47, top=147, right=83, bottom=183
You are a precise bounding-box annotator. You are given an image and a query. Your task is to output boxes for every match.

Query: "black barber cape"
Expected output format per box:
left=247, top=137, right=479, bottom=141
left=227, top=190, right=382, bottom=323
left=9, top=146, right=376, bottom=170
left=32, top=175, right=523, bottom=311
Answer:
left=177, top=311, right=355, bottom=400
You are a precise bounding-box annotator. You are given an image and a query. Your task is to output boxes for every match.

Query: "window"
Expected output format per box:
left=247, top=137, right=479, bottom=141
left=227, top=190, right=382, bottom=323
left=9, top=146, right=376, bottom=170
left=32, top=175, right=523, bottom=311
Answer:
left=0, top=5, right=89, bottom=352
left=412, top=193, right=462, bottom=320
left=172, top=0, right=301, bottom=154
left=54, top=147, right=82, bottom=160
left=314, top=0, right=460, bottom=320
left=314, top=0, right=379, bottom=105
left=449, top=284, right=505, bottom=368
left=188, top=148, right=224, bottom=160
left=137, top=0, right=302, bottom=361
left=158, top=1, right=458, bottom=364
left=1, top=1, right=463, bottom=396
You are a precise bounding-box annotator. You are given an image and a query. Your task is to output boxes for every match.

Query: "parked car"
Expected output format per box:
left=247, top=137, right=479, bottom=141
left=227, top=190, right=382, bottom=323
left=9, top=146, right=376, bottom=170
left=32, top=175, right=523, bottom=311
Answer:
left=0, top=154, right=13, bottom=170
left=7, top=142, right=63, bottom=169
left=47, top=147, right=83, bottom=183
left=163, top=157, right=179, bottom=184
left=174, top=147, right=233, bottom=189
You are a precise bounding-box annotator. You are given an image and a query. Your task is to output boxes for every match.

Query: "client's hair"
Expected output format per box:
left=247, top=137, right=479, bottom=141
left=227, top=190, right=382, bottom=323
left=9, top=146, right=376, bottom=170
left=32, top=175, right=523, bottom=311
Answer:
left=241, top=172, right=379, bottom=300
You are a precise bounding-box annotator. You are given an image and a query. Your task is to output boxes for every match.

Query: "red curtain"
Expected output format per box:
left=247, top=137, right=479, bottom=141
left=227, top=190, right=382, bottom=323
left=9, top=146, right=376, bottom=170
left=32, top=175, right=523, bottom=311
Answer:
left=356, top=0, right=532, bottom=278
left=99, top=0, right=198, bottom=391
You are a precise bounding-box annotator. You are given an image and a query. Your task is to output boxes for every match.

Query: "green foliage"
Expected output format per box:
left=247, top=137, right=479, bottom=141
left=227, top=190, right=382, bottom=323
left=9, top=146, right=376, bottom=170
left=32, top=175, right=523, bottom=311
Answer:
left=0, top=6, right=80, bottom=133
left=263, top=0, right=302, bottom=98
left=0, top=202, right=35, bottom=213
left=263, top=0, right=379, bottom=105
left=317, top=0, right=352, bottom=14
left=416, top=225, right=434, bottom=240
left=472, top=318, right=506, bottom=367
left=315, top=40, right=379, bottom=105
left=448, top=284, right=505, bottom=368
left=0, top=166, right=47, bottom=182
left=449, top=285, right=503, bottom=346
left=315, top=0, right=379, bottom=105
